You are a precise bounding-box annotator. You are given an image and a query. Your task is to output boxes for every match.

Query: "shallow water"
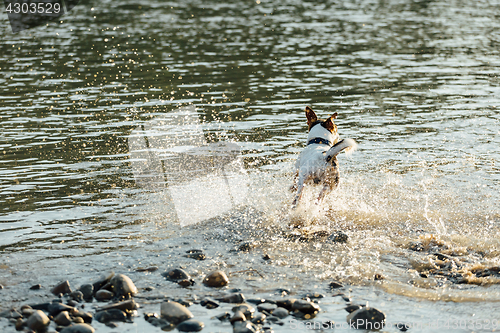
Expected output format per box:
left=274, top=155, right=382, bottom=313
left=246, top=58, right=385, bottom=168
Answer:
left=1, top=0, right=500, bottom=331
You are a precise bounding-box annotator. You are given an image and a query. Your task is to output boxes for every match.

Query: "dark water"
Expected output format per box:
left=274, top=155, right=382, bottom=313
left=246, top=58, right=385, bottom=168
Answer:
left=1, top=0, right=500, bottom=331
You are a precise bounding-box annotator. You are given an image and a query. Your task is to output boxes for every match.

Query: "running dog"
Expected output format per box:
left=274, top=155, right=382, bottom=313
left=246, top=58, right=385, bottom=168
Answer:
left=292, top=106, right=357, bottom=207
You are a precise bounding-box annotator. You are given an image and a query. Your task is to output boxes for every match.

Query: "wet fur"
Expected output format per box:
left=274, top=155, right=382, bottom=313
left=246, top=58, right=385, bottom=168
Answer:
left=292, top=106, right=357, bottom=207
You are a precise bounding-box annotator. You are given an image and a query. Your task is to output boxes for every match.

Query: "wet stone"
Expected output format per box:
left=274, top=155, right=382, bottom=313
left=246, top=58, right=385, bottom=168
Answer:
left=73, top=311, right=93, bottom=324
left=27, top=310, right=50, bottom=331
left=48, top=302, right=74, bottom=316
left=327, top=231, right=348, bottom=243
left=148, top=317, right=171, bottom=329
left=30, top=284, right=42, bottom=290
left=54, top=311, right=72, bottom=326
left=252, top=313, right=266, bottom=324
left=51, top=280, right=72, bottom=296
left=329, top=281, right=344, bottom=289
left=0, top=284, right=3, bottom=289
left=200, top=298, right=219, bottom=309
left=247, top=298, right=269, bottom=305
left=276, top=299, right=296, bottom=311
left=292, top=300, right=320, bottom=314
left=176, top=319, right=205, bottom=332
left=78, top=284, right=94, bottom=302
left=95, top=289, right=114, bottom=301
left=160, top=301, right=194, bottom=324
left=174, top=299, right=193, bottom=307
left=60, top=323, right=95, bottom=333
left=257, top=303, right=277, bottom=313
left=374, top=273, right=384, bottom=281
left=67, top=300, right=79, bottom=307
left=162, top=268, right=190, bottom=281
left=220, top=293, right=245, bottom=303
left=232, top=304, right=255, bottom=318
left=345, top=304, right=363, bottom=313
left=73, top=317, right=85, bottom=324
left=95, top=309, right=127, bottom=323
left=346, top=307, right=386, bottom=329
left=178, top=279, right=195, bottom=287
left=233, top=321, right=259, bottom=333
left=70, top=291, right=84, bottom=303
left=203, top=270, right=229, bottom=287
left=108, top=274, right=138, bottom=298
left=92, top=272, right=114, bottom=295
left=21, top=306, right=34, bottom=317
left=271, top=307, right=288, bottom=319
left=98, top=299, right=138, bottom=312
left=215, top=312, right=231, bottom=321
left=304, top=292, right=324, bottom=299
left=230, top=311, right=246, bottom=324
left=15, top=318, right=24, bottom=330
left=262, top=254, right=271, bottom=260
left=144, top=312, right=159, bottom=321
left=135, top=266, right=159, bottom=272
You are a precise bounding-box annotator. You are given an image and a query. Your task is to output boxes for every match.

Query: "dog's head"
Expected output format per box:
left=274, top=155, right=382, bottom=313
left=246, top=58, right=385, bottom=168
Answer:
left=305, top=106, right=338, bottom=134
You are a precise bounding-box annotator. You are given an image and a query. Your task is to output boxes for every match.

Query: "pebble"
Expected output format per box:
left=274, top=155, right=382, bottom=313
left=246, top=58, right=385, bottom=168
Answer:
left=15, top=318, right=24, bottom=330
left=160, top=301, right=194, bottom=324
left=108, top=274, right=138, bottom=298
left=233, top=321, right=259, bottom=333
left=374, top=273, right=384, bottom=281
left=329, top=281, right=344, bottom=289
left=54, top=311, right=72, bottom=326
left=230, top=311, right=246, bottom=324
left=51, top=280, right=72, bottom=295
left=346, top=306, right=386, bottom=329
left=95, top=309, right=127, bottom=323
left=276, top=299, right=296, bottom=311
left=70, top=291, right=84, bottom=302
left=0, top=284, right=3, bottom=289
left=176, top=319, right=205, bottom=332
left=232, top=304, right=255, bottom=318
left=262, top=254, right=271, bottom=260
left=92, top=272, right=115, bottom=295
left=95, top=290, right=114, bottom=301
left=257, top=303, right=277, bottom=312
left=48, top=302, right=74, bottom=316
left=98, top=299, right=138, bottom=312
left=271, top=307, right=289, bottom=319
left=178, top=279, right=195, bottom=287
left=27, top=310, right=50, bottom=331
left=60, top=323, right=95, bottom=333
left=215, top=312, right=231, bottom=321
left=345, top=304, right=363, bottom=313
left=203, top=271, right=229, bottom=287
left=73, top=311, right=93, bottom=324
left=78, top=284, right=94, bottom=302
left=162, top=268, right=190, bottom=281
left=29, top=284, right=42, bottom=290
left=135, top=266, right=159, bottom=272
left=327, top=231, right=348, bottom=243
left=304, top=292, right=324, bottom=299
left=252, top=313, right=266, bottom=324
left=292, top=300, right=320, bottom=314
left=219, top=293, right=245, bottom=303
left=200, top=298, right=220, bottom=309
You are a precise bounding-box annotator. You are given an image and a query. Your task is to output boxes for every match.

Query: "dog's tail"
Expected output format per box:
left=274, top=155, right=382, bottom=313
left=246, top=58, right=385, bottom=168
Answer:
left=325, top=139, right=357, bottom=160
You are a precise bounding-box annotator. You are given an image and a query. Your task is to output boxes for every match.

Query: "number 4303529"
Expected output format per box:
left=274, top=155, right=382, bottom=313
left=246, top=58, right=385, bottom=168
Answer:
left=5, top=2, right=62, bottom=14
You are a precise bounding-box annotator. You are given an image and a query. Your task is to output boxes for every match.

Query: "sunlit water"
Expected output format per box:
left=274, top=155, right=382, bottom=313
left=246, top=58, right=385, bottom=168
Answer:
left=1, top=0, right=500, bottom=331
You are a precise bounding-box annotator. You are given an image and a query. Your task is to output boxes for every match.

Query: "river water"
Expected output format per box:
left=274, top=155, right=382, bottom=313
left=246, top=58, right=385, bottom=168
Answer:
left=1, top=0, right=500, bottom=332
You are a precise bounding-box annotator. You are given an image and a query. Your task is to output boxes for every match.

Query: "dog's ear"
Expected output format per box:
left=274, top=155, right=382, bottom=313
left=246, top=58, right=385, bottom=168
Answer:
left=305, top=106, right=317, bottom=127
left=323, top=114, right=338, bottom=133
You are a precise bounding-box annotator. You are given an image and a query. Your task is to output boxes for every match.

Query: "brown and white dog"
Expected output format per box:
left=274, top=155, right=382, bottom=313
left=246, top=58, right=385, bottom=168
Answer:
left=292, top=106, right=357, bottom=207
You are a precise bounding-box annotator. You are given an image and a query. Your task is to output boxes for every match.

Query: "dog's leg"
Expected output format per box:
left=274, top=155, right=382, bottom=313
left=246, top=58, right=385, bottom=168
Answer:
left=316, top=184, right=331, bottom=205
left=292, top=174, right=305, bottom=208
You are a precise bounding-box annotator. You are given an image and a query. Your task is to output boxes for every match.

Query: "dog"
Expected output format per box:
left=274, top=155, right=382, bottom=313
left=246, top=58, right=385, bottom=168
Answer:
left=292, top=106, right=357, bottom=207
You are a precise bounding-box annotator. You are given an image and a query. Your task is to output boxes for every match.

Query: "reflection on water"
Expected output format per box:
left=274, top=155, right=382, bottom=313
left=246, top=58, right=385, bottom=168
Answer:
left=1, top=0, right=500, bottom=317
